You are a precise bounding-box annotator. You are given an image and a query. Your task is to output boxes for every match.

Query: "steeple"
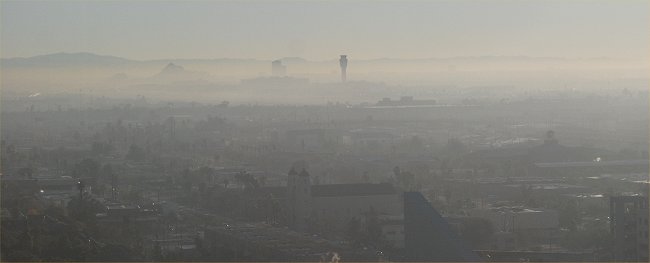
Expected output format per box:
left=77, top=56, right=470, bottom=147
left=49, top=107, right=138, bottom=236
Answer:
left=299, top=168, right=310, bottom=177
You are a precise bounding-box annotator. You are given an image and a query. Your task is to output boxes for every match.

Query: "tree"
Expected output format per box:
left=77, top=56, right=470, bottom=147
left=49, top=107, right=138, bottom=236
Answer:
left=346, top=218, right=362, bottom=247
left=181, top=168, right=192, bottom=193
left=91, top=141, right=113, bottom=155
left=400, top=171, right=416, bottom=190
left=443, top=187, right=453, bottom=205
left=544, top=130, right=558, bottom=145
left=197, top=166, right=215, bottom=186
left=91, top=244, right=134, bottom=261
left=363, top=207, right=382, bottom=247
left=72, top=158, right=100, bottom=178
left=445, top=138, right=467, bottom=156
left=125, top=144, right=145, bottom=161
left=558, top=199, right=579, bottom=231
left=124, top=189, right=143, bottom=204
left=17, top=167, right=34, bottom=178
left=100, top=164, right=114, bottom=180
left=235, top=171, right=259, bottom=189
left=392, top=166, right=401, bottom=180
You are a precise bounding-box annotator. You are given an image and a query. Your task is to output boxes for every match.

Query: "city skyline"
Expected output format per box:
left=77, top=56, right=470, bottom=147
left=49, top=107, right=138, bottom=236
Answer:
left=1, top=1, right=649, bottom=262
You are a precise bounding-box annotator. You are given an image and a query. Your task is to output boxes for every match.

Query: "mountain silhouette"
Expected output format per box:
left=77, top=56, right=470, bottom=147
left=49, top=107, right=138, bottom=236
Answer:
left=1, top=52, right=626, bottom=70
left=151, top=62, right=208, bottom=81
left=1, top=52, right=133, bottom=67
left=158, top=63, right=185, bottom=75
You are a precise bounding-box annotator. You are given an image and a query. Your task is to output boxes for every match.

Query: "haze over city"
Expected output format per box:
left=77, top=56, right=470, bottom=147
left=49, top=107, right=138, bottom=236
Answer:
left=1, top=1, right=649, bottom=262
left=2, top=0, right=649, bottom=60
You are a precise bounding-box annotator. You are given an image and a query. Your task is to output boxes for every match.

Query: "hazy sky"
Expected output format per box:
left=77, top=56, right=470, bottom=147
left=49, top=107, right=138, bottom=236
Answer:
left=1, top=0, right=648, bottom=60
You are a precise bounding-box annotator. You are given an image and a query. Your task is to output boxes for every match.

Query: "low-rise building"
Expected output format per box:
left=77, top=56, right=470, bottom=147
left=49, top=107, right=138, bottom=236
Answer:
left=610, top=195, right=649, bottom=262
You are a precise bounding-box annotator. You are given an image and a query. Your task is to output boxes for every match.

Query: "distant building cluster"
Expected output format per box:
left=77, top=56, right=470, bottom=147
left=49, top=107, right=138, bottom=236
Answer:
left=1, top=76, right=649, bottom=262
left=271, top=60, right=286, bottom=77
left=376, top=96, right=437, bottom=107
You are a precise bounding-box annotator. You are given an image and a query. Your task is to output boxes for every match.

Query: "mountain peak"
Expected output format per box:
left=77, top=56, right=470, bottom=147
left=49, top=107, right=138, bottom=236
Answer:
left=160, top=62, right=185, bottom=74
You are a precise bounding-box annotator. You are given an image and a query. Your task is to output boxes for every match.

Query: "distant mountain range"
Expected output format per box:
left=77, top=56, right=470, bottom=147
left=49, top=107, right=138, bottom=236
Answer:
left=158, top=63, right=185, bottom=74
left=152, top=62, right=208, bottom=80
left=1, top=52, right=263, bottom=68
left=0, top=52, right=625, bottom=68
left=1, top=52, right=134, bottom=67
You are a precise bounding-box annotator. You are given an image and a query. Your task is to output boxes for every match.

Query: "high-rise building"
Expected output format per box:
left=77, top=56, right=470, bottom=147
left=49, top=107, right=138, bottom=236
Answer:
left=339, top=55, right=348, bottom=82
left=271, top=60, right=286, bottom=77
left=610, top=195, right=649, bottom=262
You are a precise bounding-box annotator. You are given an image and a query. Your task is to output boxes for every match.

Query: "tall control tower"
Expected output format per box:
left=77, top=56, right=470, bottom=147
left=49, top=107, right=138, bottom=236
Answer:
left=339, top=55, right=348, bottom=82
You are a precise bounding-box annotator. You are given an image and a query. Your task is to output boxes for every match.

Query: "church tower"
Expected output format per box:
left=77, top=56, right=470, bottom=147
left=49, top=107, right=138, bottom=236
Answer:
left=287, top=167, right=312, bottom=230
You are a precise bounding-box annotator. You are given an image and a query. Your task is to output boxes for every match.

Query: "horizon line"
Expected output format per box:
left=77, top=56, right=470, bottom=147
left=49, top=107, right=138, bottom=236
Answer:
left=1, top=51, right=634, bottom=62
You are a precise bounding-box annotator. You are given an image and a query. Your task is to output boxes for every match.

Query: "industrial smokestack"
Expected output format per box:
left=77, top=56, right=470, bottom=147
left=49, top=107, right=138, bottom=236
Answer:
left=339, top=55, right=348, bottom=82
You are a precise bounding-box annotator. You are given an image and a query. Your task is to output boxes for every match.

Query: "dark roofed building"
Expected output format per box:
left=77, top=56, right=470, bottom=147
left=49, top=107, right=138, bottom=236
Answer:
left=283, top=167, right=403, bottom=245
left=308, top=182, right=402, bottom=236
